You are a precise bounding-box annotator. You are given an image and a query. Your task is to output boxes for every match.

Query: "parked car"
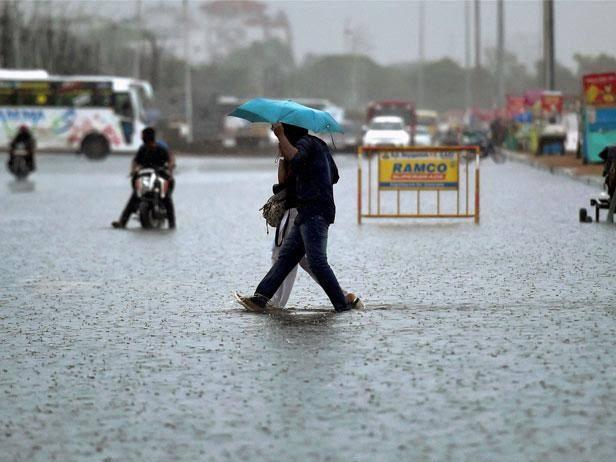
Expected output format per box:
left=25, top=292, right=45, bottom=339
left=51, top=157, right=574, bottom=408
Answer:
left=461, top=129, right=494, bottom=158
left=414, top=125, right=433, bottom=146
left=331, top=120, right=361, bottom=152
left=362, top=116, right=410, bottom=147
left=438, top=128, right=460, bottom=146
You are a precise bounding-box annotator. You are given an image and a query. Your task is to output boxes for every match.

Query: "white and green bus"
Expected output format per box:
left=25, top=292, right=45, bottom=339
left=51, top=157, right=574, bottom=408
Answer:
left=0, top=69, right=153, bottom=158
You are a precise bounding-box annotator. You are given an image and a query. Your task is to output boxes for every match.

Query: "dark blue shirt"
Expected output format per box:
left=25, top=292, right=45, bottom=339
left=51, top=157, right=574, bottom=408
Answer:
left=134, top=143, right=170, bottom=170
left=289, top=135, right=339, bottom=225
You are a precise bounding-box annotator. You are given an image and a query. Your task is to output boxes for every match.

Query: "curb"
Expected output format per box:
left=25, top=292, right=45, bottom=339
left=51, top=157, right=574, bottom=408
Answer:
left=501, top=149, right=604, bottom=189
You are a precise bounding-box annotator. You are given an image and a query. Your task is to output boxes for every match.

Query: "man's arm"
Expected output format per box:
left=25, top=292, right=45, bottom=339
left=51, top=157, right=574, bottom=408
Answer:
left=167, top=149, right=176, bottom=173
left=272, top=123, right=298, bottom=161
left=131, top=147, right=143, bottom=174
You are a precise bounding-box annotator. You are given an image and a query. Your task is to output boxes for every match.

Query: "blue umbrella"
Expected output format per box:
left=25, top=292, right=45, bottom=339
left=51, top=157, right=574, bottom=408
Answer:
left=228, top=98, right=344, bottom=133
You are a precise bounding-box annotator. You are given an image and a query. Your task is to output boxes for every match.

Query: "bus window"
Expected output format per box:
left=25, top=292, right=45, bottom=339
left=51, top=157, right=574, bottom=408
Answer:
left=55, top=82, right=96, bottom=107
left=113, top=93, right=134, bottom=119
left=93, top=82, right=113, bottom=107
left=16, top=81, right=53, bottom=106
left=0, top=83, right=16, bottom=106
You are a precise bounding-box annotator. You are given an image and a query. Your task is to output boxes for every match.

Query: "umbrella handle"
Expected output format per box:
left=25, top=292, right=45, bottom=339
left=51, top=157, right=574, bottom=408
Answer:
left=329, top=131, right=337, bottom=152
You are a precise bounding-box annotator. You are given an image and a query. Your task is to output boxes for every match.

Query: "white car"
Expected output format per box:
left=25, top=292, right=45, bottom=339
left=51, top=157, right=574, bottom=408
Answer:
left=362, top=116, right=410, bottom=147
left=414, top=125, right=433, bottom=147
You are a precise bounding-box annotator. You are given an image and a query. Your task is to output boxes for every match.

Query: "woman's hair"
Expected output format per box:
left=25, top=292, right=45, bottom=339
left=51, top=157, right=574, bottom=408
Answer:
left=282, top=123, right=308, bottom=146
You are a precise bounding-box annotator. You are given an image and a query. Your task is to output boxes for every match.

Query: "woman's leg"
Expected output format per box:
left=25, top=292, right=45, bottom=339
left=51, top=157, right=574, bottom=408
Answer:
left=270, top=209, right=301, bottom=308
left=255, top=211, right=305, bottom=300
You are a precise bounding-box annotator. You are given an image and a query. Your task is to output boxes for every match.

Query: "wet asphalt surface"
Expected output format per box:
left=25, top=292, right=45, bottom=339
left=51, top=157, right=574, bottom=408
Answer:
left=1, top=152, right=615, bottom=461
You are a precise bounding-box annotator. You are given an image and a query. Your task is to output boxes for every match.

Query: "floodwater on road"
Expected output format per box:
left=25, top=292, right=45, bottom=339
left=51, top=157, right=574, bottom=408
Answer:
left=1, top=153, right=615, bottom=461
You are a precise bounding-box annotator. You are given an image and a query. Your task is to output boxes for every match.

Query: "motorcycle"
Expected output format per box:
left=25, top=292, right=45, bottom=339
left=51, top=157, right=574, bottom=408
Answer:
left=7, top=143, right=33, bottom=180
left=134, top=168, right=171, bottom=229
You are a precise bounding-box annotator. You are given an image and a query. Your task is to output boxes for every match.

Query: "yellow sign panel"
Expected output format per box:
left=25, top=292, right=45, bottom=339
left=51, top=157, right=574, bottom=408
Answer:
left=378, top=151, right=459, bottom=189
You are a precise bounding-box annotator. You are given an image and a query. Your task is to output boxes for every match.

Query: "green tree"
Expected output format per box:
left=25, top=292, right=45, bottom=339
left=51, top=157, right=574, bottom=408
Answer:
left=533, top=60, right=578, bottom=94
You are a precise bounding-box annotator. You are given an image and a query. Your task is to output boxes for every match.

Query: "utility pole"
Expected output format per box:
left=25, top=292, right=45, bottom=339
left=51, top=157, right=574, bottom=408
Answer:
left=543, top=0, right=555, bottom=90
left=0, top=1, right=6, bottom=67
left=416, top=0, right=425, bottom=108
left=474, top=0, right=481, bottom=70
left=351, top=30, right=360, bottom=110
left=133, top=0, right=142, bottom=79
left=464, top=0, right=471, bottom=112
left=183, top=0, right=193, bottom=143
left=11, top=1, right=20, bottom=68
left=496, top=0, right=504, bottom=107
left=344, top=20, right=360, bottom=109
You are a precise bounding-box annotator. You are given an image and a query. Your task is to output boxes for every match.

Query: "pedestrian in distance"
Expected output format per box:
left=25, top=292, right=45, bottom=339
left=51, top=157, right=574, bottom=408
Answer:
left=237, top=122, right=361, bottom=313
left=8, top=125, right=36, bottom=172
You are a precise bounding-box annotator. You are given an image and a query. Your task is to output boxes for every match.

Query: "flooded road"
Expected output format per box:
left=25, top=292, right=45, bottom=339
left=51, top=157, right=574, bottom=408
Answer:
left=1, top=153, right=615, bottom=461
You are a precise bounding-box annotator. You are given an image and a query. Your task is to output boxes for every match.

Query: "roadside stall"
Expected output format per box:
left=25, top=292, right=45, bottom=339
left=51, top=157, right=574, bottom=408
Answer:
left=536, top=91, right=566, bottom=155
left=580, top=72, right=616, bottom=163
left=505, top=95, right=527, bottom=150
left=519, top=89, right=542, bottom=153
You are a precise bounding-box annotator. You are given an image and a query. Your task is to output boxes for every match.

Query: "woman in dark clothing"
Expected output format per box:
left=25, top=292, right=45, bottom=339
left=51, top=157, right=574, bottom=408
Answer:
left=241, top=123, right=361, bottom=311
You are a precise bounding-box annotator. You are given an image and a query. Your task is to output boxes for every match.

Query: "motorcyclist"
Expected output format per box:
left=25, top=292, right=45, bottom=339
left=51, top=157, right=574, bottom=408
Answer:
left=8, top=125, right=36, bottom=172
left=111, top=127, right=176, bottom=229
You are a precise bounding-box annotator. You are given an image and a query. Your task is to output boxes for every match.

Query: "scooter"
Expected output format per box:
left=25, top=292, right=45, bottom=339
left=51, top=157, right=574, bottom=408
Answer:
left=7, top=143, right=33, bottom=180
left=134, top=168, right=170, bottom=229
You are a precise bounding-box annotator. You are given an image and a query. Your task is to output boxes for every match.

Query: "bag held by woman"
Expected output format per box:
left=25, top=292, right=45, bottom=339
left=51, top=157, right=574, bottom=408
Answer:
left=260, top=189, right=287, bottom=228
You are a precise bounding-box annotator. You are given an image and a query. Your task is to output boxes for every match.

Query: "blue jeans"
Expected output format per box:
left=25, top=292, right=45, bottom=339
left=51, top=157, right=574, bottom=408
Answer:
left=255, top=214, right=347, bottom=310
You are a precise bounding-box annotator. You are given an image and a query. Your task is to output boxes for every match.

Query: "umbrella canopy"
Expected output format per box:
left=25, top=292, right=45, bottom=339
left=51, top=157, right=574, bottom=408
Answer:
left=228, top=98, right=343, bottom=133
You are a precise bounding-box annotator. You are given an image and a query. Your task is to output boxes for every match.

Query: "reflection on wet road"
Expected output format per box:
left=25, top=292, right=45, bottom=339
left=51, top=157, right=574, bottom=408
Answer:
left=1, top=153, right=615, bottom=460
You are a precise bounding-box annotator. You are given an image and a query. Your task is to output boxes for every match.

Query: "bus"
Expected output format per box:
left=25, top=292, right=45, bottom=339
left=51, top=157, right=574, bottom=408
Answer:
left=0, top=69, right=153, bottom=158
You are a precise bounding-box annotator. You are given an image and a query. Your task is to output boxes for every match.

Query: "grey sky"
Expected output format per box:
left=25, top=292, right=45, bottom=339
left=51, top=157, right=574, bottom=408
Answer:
left=36, top=0, right=616, bottom=71
left=265, top=0, right=616, bottom=70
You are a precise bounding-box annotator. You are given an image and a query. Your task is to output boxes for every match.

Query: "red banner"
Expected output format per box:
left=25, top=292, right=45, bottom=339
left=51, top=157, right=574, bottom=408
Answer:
left=506, top=96, right=525, bottom=119
left=541, top=91, right=563, bottom=114
left=583, top=73, right=616, bottom=106
left=523, top=89, right=543, bottom=107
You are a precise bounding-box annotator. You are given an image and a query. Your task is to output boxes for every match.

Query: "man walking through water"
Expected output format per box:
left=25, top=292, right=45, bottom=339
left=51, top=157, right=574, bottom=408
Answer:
left=238, top=122, right=361, bottom=313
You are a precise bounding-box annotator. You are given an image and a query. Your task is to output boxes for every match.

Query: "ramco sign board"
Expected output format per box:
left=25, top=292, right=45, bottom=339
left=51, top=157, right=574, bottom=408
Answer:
left=378, top=151, right=459, bottom=190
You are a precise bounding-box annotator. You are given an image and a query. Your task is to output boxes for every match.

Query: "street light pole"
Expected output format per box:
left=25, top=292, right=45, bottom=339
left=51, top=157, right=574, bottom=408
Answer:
left=183, top=0, right=193, bottom=143
left=543, top=0, right=555, bottom=90
left=496, top=0, right=504, bottom=107
left=474, top=0, right=481, bottom=70
left=464, top=0, right=471, bottom=112
left=133, top=0, right=142, bottom=79
left=417, top=0, right=425, bottom=108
